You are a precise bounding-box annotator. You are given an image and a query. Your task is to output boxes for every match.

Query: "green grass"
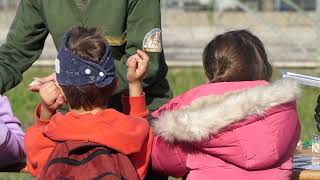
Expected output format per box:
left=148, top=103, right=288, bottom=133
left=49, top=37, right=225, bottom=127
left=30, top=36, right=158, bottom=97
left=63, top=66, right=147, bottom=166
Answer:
left=5, top=66, right=320, bottom=140
left=5, top=67, right=55, bottom=129
left=2, top=67, right=320, bottom=179
left=0, top=173, right=33, bottom=180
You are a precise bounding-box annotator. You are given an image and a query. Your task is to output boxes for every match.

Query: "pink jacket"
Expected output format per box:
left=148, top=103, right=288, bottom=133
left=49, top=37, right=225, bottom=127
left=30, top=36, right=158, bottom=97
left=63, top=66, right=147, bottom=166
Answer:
left=151, top=80, right=301, bottom=180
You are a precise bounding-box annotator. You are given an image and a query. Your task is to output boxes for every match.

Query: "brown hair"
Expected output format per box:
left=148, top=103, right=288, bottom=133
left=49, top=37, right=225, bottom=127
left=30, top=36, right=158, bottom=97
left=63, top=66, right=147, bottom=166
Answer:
left=60, top=27, right=117, bottom=110
left=202, top=30, right=272, bottom=83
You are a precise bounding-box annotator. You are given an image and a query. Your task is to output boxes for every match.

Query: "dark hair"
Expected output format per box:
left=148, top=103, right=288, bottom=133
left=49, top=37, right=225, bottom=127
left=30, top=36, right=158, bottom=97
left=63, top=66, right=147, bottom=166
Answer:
left=202, top=30, right=272, bottom=83
left=60, top=27, right=117, bottom=110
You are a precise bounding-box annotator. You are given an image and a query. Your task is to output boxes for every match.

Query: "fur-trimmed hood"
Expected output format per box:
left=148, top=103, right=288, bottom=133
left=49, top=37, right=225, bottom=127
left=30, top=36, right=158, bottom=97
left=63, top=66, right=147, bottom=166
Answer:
left=152, top=79, right=301, bottom=143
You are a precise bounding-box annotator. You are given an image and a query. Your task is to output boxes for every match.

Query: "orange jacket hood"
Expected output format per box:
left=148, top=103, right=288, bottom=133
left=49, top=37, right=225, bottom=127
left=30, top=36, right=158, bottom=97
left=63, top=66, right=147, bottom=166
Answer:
left=42, top=109, right=150, bottom=155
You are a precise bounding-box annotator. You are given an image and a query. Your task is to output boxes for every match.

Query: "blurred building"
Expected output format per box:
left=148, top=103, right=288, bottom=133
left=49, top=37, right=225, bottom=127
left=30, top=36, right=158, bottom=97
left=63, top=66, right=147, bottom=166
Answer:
left=0, top=0, right=317, bottom=12
left=164, top=0, right=316, bottom=12
left=274, top=0, right=316, bottom=11
left=0, top=0, right=19, bottom=10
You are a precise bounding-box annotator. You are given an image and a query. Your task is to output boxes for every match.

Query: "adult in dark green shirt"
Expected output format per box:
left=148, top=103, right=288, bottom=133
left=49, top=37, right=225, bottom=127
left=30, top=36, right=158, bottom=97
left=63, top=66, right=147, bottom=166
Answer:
left=0, top=0, right=172, bottom=112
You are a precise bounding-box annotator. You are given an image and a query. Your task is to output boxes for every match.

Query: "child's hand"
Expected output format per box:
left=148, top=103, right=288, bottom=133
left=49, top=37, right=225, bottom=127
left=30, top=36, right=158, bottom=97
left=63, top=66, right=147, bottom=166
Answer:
left=39, top=82, right=64, bottom=113
left=127, top=50, right=149, bottom=84
left=28, top=73, right=57, bottom=92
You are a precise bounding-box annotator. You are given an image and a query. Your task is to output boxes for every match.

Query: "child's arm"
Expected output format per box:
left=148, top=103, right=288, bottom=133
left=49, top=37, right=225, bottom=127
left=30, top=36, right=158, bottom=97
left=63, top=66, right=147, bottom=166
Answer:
left=124, top=50, right=152, bottom=179
left=0, top=96, right=25, bottom=168
left=151, top=136, right=189, bottom=178
left=39, top=81, right=64, bottom=120
left=127, top=49, right=148, bottom=97
left=24, top=82, right=64, bottom=176
left=25, top=108, right=56, bottom=177
left=122, top=50, right=149, bottom=118
left=129, top=128, right=153, bottom=179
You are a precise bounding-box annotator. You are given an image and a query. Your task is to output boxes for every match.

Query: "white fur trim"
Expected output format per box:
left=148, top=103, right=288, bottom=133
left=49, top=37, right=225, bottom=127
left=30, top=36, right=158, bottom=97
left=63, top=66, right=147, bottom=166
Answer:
left=153, top=79, right=301, bottom=142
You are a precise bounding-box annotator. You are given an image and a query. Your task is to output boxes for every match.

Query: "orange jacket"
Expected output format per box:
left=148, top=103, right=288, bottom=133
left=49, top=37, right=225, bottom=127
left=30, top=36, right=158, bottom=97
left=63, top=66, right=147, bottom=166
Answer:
left=25, top=95, right=152, bottom=179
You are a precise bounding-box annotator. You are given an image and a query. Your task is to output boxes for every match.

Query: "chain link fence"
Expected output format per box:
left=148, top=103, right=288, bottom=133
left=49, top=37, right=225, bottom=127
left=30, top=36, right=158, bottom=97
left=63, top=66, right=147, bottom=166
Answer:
left=0, top=0, right=319, bottom=66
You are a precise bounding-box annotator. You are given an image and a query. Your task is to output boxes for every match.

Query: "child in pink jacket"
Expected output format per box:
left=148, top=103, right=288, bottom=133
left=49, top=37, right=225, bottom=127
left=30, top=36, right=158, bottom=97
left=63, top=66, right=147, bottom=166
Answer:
left=151, top=30, right=301, bottom=180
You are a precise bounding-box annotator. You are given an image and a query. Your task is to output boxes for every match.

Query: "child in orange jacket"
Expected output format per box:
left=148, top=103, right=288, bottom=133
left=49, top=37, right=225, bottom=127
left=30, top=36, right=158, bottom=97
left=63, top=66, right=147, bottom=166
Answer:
left=25, top=27, right=152, bottom=179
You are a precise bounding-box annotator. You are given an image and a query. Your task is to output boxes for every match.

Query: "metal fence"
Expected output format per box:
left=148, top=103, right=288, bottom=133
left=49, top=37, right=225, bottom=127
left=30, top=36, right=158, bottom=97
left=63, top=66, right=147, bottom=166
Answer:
left=0, top=0, right=320, bottom=67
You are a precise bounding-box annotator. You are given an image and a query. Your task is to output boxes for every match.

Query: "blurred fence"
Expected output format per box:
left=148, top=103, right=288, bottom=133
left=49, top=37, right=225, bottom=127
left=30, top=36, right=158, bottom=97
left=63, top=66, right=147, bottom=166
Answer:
left=0, top=0, right=320, bottom=67
left=161, top=0, right=320, bottom=65
left=0, top=0, right=18, bottom=11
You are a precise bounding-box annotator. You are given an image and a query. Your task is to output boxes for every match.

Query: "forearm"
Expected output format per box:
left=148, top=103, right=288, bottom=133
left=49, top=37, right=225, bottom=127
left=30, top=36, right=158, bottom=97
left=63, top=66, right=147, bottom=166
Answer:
left=0, top=44, right=27, bottom=93
left=40, top=103, right=55, bottom=121
left=122, top=94, right=148, bottom=118
left=0, top=0, right=48, bottom=93
left=129, top=82, right=143, bottom=97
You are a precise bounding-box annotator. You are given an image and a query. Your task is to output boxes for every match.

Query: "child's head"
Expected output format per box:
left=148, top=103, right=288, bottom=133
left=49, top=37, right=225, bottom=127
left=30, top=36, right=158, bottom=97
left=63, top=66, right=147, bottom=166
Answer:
left=203, top=30, right=272, bottom=83
left=57, top=27, right=117, bottom=111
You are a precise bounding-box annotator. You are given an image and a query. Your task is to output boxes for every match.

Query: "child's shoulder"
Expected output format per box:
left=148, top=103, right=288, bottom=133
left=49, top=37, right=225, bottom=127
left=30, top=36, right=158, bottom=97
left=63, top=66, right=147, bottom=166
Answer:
left=0, top=96, right=11, bottom=108
left=100, top=109, right=149, bottom=127
left=0, top=96, right=15, bottom=119
left=152, top=81, right=269, bottom=118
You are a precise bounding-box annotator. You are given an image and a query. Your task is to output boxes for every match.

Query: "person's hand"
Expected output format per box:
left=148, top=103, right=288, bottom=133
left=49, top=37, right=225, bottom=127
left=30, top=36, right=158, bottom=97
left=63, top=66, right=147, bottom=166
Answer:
left=127, top=49, right=149, bottom=84
left=28, top=73, right=57, bottom=92
left=39, top=82, right=64, bottom=113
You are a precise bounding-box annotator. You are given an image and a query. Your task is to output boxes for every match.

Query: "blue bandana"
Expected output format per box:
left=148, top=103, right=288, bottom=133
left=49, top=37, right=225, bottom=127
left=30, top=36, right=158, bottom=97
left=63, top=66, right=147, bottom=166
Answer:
left=56, top=30, right=116, bottom=87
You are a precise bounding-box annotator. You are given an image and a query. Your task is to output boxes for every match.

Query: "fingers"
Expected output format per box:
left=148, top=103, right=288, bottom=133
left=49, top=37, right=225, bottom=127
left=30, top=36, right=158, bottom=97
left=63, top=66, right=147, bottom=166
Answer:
left=127, top=56, right=138, bottom=83
left=40, top=82, right=58, bottom=97
left=126, top=56, right=133, bottom=66
left=126, top=50, right=150, bottom=83
left=136, top=50, right=149, bottom=72
left=127, top=50, right=149, bottom=65
left=55, top=94, right=65, bottom=107
left=127, top=56, right=137, bottom=73
left=39, top=82, right=62, bottom=105
left=137, top=49, right=149, bottom=62
left=127, top=56, right=138, bottom=69
left=29, top=73, right=57, bottom=92
left=39, top=82, right=65, bottom=110
left=136, top=50, right=149, bottom=70
left=28, top=83, right=42, bottom=92
left=35, top=73, right=56, bottom=83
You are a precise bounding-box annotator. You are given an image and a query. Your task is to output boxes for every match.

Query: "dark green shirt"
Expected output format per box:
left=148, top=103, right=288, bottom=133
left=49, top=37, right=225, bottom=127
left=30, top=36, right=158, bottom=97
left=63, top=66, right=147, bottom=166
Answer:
left=74, top=0, right=91, bottom=12
left=0, top=0, right=172, bottom=111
